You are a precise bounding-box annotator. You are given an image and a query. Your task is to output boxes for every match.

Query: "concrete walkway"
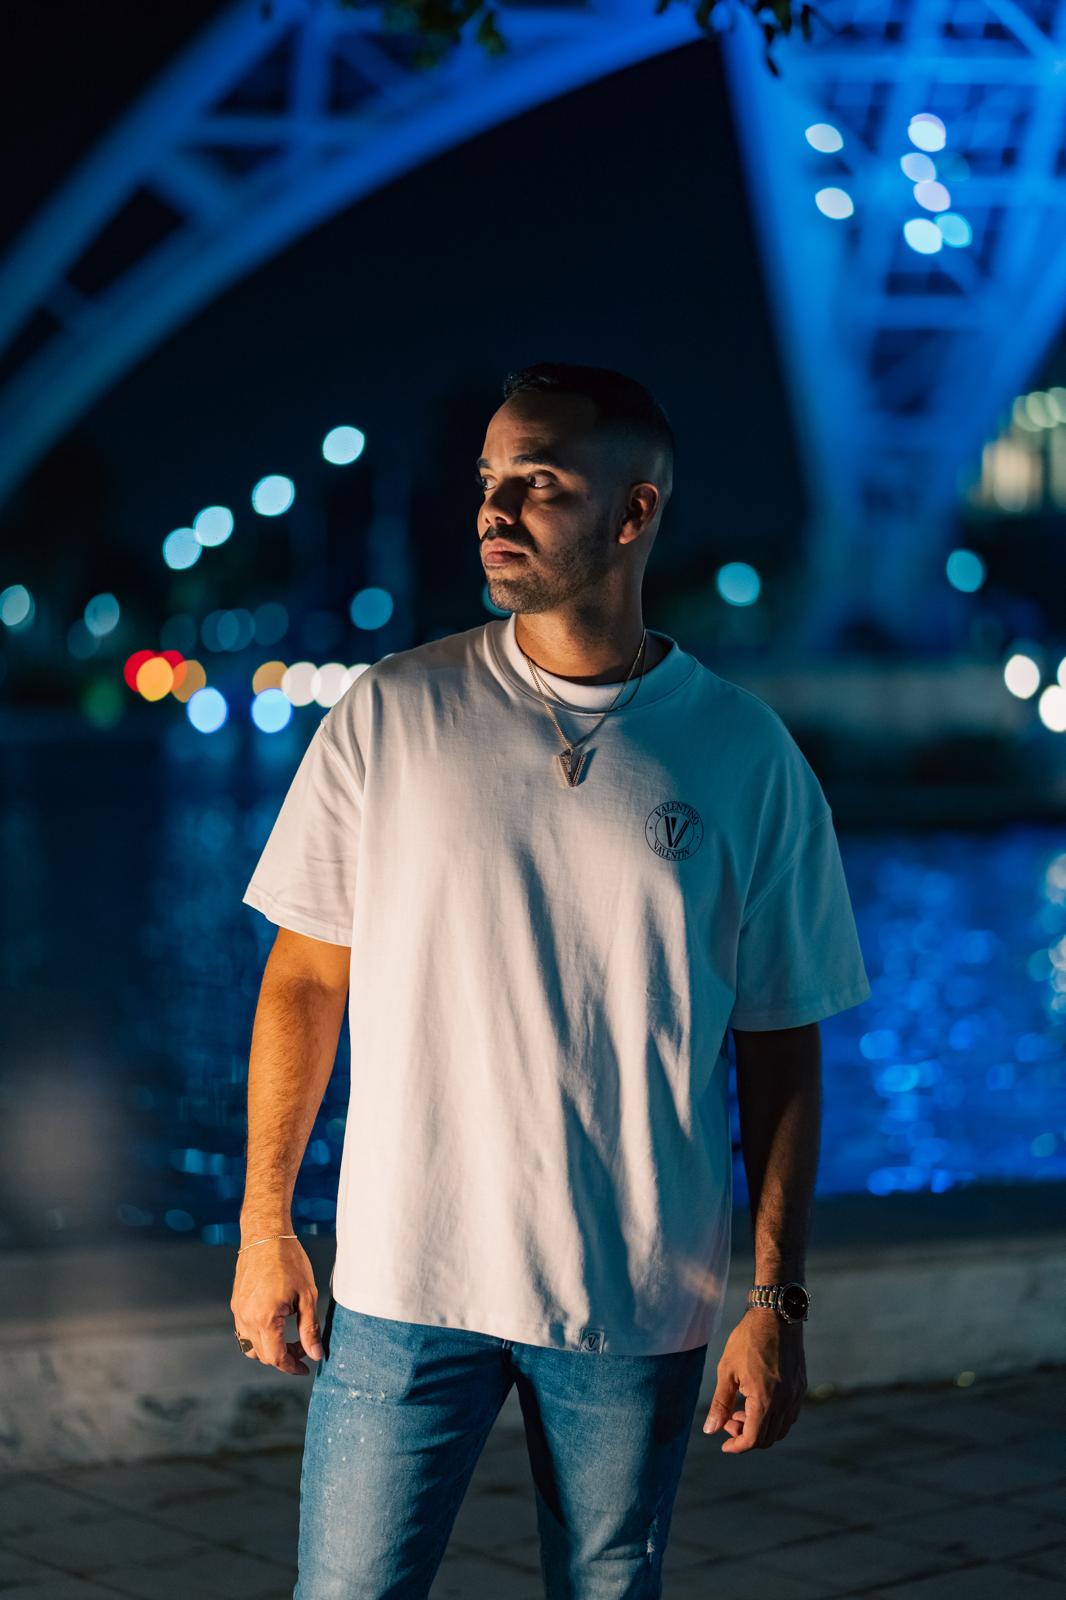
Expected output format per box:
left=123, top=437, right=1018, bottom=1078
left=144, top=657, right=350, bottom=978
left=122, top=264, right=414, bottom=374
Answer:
left=1, top=1363, right=1063, bottom=1599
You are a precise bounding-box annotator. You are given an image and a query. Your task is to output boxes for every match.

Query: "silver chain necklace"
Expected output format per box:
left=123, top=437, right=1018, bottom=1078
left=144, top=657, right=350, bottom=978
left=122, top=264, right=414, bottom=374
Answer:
left=516, top=626, right=648, bottom=788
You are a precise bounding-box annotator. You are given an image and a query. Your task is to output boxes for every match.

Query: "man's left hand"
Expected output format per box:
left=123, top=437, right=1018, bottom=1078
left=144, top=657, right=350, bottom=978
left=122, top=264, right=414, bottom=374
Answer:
left=702, top=1309, right=807, bottom=1451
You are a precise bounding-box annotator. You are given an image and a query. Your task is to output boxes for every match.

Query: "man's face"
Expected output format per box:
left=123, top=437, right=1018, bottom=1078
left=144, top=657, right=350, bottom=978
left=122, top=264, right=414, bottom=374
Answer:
left=475, top=394, right=619, bottom=615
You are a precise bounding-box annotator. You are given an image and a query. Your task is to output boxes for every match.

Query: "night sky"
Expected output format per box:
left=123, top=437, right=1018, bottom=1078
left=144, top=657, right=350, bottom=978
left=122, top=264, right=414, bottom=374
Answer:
left=3, top=0, right=802, bottom=652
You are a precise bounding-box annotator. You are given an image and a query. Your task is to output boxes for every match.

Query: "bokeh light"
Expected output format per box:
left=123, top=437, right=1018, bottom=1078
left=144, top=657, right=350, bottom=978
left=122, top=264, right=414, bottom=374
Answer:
left=349, top=587, right=394, bottom=629
left=170, top=659, right=206, bottom=702
left=322, top=426, right=366, bottom=465
left=1037, top=686, right=1066, bottom=733
left=252, top=660, right=287, bottom=693
left=1004, top=654, right=1040, bottom=699
left=815, top=187, right=854, bottom=219
left=946, top=548, right=985, bottom=593
left=187, top=686, right=228, bottom=732
left=805, top=123, right=842, bottom=153
left=914, top=180, right=951, bottom=213
left=136, top=656, right=175, bottom=701
left=282, top=661, right=317, bottom=706
left=909, top=112, right=947, bottom=152
left=937, top=212, right=972, bottom=248
left=251, top=475, right=295, bottom=516
left=716, top=562, right=761, bottom=607
left=901, top=152, right=935, bottom=182
left=903, top=218, right=943, bottom=254
left=252, top=687, right=293, bottom=732
left=193, top=505, right=234, bottom=546
left=163, top=527, right=202, bottom=569
left=0, top=584, right=33, bottom=627
left=312, top=663, right=349, bottom=707
left=123, top=650, right=155, bottom=691
left=84, top=592, right=120, bottom=637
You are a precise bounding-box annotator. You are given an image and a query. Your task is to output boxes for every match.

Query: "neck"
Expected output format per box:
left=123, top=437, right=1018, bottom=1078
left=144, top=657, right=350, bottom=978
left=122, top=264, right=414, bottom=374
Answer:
left=513, top=613, right=668, bottom=685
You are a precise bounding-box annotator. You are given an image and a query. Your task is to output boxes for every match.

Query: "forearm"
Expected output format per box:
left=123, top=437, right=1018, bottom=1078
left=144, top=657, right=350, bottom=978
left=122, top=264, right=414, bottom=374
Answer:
left=732, top=1023, right=822, bottom=1281
left=239, top=969, right=347, bottom=1237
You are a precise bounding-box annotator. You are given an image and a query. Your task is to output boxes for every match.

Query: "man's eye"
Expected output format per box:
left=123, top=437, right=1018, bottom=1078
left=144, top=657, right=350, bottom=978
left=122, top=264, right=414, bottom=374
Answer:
left=476, top=476, right=551, bottom=490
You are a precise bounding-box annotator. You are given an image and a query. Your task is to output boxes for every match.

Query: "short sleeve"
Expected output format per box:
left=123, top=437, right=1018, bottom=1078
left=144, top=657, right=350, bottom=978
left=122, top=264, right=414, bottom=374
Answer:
left=242, top=720, right=360, bottom=946
left=728, top=811, right=871, bottom=1031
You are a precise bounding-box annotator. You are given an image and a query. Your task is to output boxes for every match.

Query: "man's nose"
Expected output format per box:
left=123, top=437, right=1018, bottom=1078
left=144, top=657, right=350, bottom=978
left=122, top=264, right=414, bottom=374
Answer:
left=480, top=487, right=520, bottom=529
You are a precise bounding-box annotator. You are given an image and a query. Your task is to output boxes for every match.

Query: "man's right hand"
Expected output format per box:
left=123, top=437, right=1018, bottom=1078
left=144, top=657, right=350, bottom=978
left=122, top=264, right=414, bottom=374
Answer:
left=230, top=1235, right=325, bottom=1375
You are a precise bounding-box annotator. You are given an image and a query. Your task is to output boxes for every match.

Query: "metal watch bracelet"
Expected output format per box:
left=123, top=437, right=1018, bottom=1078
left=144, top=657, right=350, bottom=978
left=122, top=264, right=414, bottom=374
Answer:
left=746, top=1281, right=812, bottom=1322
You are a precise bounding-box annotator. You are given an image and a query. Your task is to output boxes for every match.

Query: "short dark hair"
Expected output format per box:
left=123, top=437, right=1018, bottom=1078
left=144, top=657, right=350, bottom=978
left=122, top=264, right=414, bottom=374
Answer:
left=501, top=361, right=674, bottom=501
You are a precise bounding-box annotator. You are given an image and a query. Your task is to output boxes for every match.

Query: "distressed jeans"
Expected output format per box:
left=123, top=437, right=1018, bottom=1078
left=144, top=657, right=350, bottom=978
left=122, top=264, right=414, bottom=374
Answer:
left=294, top=1290, right=708, bottom=1599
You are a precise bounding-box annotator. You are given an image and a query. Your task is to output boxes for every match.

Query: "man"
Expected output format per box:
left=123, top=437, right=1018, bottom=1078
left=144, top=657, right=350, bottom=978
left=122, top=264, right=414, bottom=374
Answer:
left=232, top=361, right=871, bottom=1598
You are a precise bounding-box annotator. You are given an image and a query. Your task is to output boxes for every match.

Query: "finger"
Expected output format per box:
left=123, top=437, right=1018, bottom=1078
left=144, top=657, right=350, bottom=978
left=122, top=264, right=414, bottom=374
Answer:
left=705, top=1373, right=739, bottom=1434
left=234, top=1330, right=260, bottom=1361
left=298, top=1287, right=325, bottom=1361
left=257, top=1314, right=301, bottom=1374
left=722, top=1396, right=767, bottom=1453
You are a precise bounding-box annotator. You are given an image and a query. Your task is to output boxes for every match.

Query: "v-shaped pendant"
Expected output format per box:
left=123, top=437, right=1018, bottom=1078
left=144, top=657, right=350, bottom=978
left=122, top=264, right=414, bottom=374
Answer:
left=556, top=746, right=586, bottom=788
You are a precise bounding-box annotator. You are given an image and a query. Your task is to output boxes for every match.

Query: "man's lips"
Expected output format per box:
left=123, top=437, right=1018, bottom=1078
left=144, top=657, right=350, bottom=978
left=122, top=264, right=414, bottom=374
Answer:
left=482, top=541, right=528, bottom=565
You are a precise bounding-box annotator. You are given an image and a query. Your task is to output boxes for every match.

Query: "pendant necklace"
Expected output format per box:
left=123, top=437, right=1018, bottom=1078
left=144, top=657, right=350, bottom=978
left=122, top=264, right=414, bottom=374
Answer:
left=516, top=627, right=648, bottom=788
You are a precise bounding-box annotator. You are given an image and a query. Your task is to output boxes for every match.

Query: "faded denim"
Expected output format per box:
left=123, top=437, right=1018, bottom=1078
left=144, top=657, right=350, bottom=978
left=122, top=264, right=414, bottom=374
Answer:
left=294, top=1291, right=708, bottom=1599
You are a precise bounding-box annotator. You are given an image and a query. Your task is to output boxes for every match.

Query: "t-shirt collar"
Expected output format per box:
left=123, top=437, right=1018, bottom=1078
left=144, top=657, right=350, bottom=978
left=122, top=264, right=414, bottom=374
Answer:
left=488, top=610, right=696, bottom=712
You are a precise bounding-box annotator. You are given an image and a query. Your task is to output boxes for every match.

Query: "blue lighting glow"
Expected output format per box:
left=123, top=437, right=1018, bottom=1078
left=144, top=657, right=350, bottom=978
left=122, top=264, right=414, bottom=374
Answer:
left=909, top=113, right=947, bottom=153
left=914, top=180, right=951, bottom=213
left=251, top=475, right=295, bottom=516
left=805, top=123, right=843, bottom=153
left=937, top=212, right=972, bottom=248
left=84, top=592, right=120, bottom=637
left=1, top=583, right=34, bottom=627
left=815, top=187, right=854, bottom=220
left=163, top=527, right=202, bottom=569
left=946, top=548, right=986, bottom=593
left=323, top=426, right=366, bottom=465
left=903, top=218, right=943, bottom=254
left=252, top=687, right=293, bottom=733
left=187, top=686, right=228, bottom=733
left=193, top=505, right=234, bottom=546
left=349, top=587, right=394, bottom=630
left=716, top=562, right=761, bottom=607
left=900, top=152, right=935, bottom=182
left=483, top=585, right=510, bottom=617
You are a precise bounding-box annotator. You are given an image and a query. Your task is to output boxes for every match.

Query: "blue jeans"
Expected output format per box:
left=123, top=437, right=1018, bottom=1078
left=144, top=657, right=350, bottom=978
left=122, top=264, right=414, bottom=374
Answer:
left=294, top=1290, right=708, bottom=1599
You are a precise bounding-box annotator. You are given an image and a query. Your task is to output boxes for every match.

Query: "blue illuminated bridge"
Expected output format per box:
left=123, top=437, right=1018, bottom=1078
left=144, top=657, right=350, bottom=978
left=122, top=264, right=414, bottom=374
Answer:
left=1, top=0, right=1066, bottom=649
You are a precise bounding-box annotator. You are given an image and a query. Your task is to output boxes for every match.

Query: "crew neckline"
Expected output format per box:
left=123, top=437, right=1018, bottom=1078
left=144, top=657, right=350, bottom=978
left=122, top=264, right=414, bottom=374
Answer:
left=487, top=611, right=697, bottom=714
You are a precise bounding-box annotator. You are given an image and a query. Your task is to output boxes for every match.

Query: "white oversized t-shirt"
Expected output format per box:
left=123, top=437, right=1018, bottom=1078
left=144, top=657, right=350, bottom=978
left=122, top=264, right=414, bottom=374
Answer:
left=242, top=615, right=871, bottom=1355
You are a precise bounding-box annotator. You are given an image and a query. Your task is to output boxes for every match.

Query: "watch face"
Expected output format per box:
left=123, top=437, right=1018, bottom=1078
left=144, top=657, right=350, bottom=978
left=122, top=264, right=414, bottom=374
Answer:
left=780, top=1284, right=809, bottom=1320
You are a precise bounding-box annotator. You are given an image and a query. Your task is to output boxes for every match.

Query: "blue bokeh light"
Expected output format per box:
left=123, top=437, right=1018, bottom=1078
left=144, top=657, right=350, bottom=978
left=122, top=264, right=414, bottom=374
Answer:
left=947, top=548, right=986, bottom=593
left=323, top=426, right=366, bottom=465
left=163, top=528, right=202, bottom=569
left=805, top=123, right=843, bottom=153
left=716, top=562, right=761, bottom=607
left=84, top=592, right=120, bottom=637
left=903, top=218, right=943, bottom=255
left=1, top=583, right=34, bottom=627
left=193, top=505, right=234, bottom=546
left=251, top=475, right=295, bottom=516
left=187, top=686, right=228, bottom=733
left=815, top=187, right=854, bottom=220
left=252, top=687, right=294, bottom=733
left=349, top=587, right=394, bottom=630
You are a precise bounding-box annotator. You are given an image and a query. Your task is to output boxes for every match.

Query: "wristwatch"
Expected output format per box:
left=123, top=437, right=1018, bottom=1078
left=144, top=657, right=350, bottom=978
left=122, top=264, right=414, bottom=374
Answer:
left=747, top=1281, right=811, bottom=1323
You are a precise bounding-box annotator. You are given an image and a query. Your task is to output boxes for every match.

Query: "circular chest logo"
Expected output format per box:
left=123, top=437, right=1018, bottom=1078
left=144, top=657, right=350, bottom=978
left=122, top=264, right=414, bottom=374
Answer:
left=645, top=800, right=704, bottom=861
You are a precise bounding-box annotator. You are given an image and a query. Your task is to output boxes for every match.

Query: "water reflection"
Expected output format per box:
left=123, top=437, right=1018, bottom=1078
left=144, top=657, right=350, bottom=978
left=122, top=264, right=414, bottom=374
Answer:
left=2, top=718, right=1064, bottom=1250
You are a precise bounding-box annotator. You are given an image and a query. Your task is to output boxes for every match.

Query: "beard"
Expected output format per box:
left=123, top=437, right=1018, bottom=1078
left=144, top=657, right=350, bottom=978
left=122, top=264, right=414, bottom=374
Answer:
left=484, top=510, right=615, bottom=615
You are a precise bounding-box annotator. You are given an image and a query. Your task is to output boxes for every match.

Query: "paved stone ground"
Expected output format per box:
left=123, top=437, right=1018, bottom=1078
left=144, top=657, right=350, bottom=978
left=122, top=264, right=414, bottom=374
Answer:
left=2, top=1365, right=1064, bottom=1599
